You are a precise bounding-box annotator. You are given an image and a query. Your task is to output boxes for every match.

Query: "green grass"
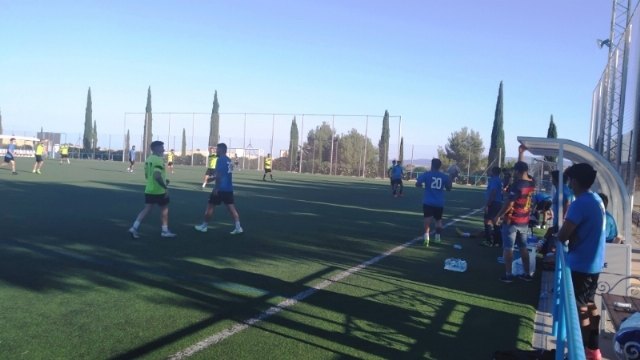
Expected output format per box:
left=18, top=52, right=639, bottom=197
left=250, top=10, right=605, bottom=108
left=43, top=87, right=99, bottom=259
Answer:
left=0, top=159, right=539, bottom=359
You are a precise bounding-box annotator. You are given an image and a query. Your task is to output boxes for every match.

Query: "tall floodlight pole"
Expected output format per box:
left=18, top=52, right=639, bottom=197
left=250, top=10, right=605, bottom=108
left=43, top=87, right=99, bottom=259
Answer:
left=329, top=115, right=335, bottom=176
left=122, top=113, right=126, bottom=163
left=299, top=114, right=304, bottom=174
left=397, top=115, right=402, bottom=160
left=191, top=113, right=195, bottom=166
left=362, top=115, right=368, bottom=178
left=270, top=114, right=275, bottom=157
left=242, top=113, right=246, bottom=170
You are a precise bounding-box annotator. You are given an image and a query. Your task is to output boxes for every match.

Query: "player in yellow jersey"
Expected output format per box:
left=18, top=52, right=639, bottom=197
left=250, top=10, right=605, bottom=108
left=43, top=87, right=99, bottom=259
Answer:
left=262, top=153, right=274, bottom=181
left=167, top=149, right=175, bottom=174
left=128, top=141, right=176, bottom=238
left=32, top=140, right=47, bottom=174
left=59, top=144, right=70, bottom=164
left=202, top=146, right=218, bottom=189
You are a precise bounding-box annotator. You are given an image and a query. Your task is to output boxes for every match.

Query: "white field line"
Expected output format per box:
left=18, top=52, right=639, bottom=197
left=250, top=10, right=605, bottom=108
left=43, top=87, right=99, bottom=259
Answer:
left=168, top=208, right=482, bottom=360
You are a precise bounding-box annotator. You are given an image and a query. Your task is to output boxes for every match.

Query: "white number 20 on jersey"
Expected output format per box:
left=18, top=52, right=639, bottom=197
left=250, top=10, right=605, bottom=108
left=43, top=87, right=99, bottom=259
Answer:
left=430, top=177, right=442, bottom=189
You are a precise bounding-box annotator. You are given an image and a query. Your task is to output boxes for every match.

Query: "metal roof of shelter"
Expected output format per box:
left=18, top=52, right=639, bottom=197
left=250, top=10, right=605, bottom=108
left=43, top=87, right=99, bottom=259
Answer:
left=518, top=137, right=631, bottom=241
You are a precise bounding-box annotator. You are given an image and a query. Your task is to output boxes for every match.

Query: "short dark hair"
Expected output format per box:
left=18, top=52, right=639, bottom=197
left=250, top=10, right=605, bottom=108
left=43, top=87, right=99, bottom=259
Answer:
left=513, top=161, right=528, bottom=173
left=431, top=158, right=442, bottom=170
left=217, top=143, right=228, bottom=154
left=551, top=170, right=569, bottom=185
left=566, top=163, right=597, bottom=189
left=10, top=137, right=15, bottom=141
left=598, top=193, right=609, bottom=209
left=150, top=141, right=164, bottom=150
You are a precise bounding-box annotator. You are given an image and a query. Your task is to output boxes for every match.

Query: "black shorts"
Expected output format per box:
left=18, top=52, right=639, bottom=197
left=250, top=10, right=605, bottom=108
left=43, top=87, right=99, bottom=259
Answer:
left=536, top=200, right=552, bottom=212
left=209, top=191, right=234, bottom=205
left=61, top=154, right=69, bottom=159
left=167, top=162, right=173, bottom=166
left=129, top=159, right=135, bottom=164
left=484, top=201, right=503, bottom=220
left=4, top=156, right=13, bottom=163
left=391, top=178, right=403, bottom=186
left=264, top=168, right=272, bottom=173
left=145, top=194, right=170, bottom=206
left=571, top=271, right=599, bottom=306
left=35, top=155, right=43, bottom=162
left=205, top=168, right=215, bottom=176
left=423, top=205, right=444, bottom=220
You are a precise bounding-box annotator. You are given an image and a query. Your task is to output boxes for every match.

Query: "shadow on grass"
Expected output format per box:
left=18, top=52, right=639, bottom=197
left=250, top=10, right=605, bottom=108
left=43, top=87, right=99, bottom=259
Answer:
left=0, top=174, right=535, bottom=359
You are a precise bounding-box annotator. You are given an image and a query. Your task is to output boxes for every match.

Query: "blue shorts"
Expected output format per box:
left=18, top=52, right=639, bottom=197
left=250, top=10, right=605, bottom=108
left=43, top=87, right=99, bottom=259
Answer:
left=502, top=223, right=528, bottom=250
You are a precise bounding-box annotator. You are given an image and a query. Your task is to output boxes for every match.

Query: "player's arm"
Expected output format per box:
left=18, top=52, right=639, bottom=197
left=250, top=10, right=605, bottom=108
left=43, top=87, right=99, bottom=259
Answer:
left=557, top=219, right=577, bottom=245
left=415, top=174, right=424, bottom=187
left=153, top=169, right=168, bottom=191
left=493, top=199, right=514, bottom=224
left=518, top=144, right=527, bottom=162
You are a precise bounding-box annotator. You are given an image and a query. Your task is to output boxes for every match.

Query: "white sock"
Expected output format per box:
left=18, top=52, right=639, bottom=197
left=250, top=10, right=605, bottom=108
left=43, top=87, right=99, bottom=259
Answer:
left=133, top=221, right=140, bottom=229
left=235, top=221, right=241, bottom=229
left=162, top=225, right=169, bottom=232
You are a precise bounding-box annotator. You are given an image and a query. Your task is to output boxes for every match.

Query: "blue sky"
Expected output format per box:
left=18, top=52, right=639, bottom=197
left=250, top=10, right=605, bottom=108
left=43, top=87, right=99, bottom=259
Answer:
left=0, top=1, right=613, bottom=159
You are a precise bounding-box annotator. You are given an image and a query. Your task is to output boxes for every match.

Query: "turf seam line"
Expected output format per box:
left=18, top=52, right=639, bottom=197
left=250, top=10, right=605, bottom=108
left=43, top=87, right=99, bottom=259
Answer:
left=167, top=208, right=482, bottom=359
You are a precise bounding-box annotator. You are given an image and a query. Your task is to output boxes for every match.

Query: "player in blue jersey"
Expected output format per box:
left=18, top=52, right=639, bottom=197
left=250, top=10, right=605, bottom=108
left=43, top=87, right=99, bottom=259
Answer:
left=482, top=166, right=504, bottom=247
left=557, top=163, right=605, bottom=360
left=1, top=138, right=18, bottom=175
left=194, top=143, right=243, bottom=235
left=390, top=160, right=405, bottom=197
left=415, top=158, right=452, bottom=246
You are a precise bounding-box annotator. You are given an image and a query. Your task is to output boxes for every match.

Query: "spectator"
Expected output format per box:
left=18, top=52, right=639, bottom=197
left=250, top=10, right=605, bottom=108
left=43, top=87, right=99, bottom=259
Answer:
left=598, top=193, right=623, bottom=244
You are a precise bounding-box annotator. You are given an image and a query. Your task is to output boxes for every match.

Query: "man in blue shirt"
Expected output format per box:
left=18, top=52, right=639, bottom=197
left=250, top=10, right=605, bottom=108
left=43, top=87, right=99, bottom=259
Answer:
left=598, top=193, right=622, bottom=244
left=1, top=138, right=18, bottom=175
left=557, top=163, right=605, bottom=360
left=416, top=158, right=452, bottom=246
left=194, top=143, right=243, bottom=235
left=482, top=166, right=503, bottom=247
left=128, top=145, right=137, bottom=173
left=390, top=160, right=405, bottom=197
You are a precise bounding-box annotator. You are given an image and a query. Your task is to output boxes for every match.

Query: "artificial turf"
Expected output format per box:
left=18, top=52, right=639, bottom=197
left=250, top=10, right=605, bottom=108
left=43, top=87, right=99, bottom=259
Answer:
left=0, top=159, right=539, bottom=359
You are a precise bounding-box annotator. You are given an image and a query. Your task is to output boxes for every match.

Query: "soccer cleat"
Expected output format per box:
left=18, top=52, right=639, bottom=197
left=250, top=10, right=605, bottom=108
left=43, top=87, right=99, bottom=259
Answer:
left=194, top=224, right=208, bottom=233
left=518, top=274, right=534, bottom=282
left=481, top=240, right=493, bottom=247
left=32, top=170, right=36, bottom=173
left=128, top=227, right=140, bottom=239
left=500, top=274, right=515, bottom=283
left=12, top=172, right=17, bottom=175
left=585, top=348, right=602, bottom=360
left=230, top=227, right=243, bottom=235
left=36, top=170, right=41, bottom=174
left=161, top=230, right=177, bottom=238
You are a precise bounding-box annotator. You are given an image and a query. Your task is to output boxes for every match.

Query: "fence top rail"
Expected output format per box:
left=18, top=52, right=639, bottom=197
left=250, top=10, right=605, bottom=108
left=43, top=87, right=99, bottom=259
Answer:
left=123, top=112, right=402, bottom=118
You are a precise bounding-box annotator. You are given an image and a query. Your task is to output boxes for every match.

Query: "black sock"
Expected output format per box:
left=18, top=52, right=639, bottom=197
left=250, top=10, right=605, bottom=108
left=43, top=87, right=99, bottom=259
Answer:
left=587, top=329, right=599, bottom=349
left=484, top=224, right=492, bottom=242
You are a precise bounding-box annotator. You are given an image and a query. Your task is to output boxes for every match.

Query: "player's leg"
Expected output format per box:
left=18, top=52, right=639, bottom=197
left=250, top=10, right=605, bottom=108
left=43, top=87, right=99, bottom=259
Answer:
left=195, top=193, right=219, bottom=232
left=129, top=203, right=153, bottom=238
left=11, top=159, right=16, bottom=174
left=32, top=158, right=38, bottom=173
left=434, top=208, right=444, bottom=242
left=515, top=226, right=532, bottom=280
left=159, top=203, right=176, bottom=237
left=223, top=192, right=243, bottom=234
left=501, top=224, right=517, bottom=282
left=398, top=180, right=403, bottom=196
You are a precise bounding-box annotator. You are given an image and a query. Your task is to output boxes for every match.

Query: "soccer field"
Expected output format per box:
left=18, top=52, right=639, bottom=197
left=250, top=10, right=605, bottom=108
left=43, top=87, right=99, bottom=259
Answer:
left=0, top=159, right=539, bottom=359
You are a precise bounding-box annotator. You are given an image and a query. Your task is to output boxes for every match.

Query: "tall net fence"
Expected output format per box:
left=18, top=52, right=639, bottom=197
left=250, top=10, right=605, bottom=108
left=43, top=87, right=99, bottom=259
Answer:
left=122, top=112, right=404, bottom=176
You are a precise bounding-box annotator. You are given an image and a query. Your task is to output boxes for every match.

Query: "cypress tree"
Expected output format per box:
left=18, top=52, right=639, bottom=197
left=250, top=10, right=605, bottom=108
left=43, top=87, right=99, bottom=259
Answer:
left=487, top=81, right=505, bottom=168
left=209, top=91, right=220, bottom=147
left=544, top=115, right=558, bottom=162
left=83, top=87, right=93, bottom=150
left=399, top=137, right=404, bottom=163
left=93, top=120, right=98, bottom=150
left=378, top=110, right=390, bottom=177
left=0, top=108, right=3, bottom=134
left=181, top=128, right=187, bottom=156
left=125, top=130, right=130, bottom=153
left=288, top=116, right=299, bottom=170
left=143, top=86, right=153, bottom=159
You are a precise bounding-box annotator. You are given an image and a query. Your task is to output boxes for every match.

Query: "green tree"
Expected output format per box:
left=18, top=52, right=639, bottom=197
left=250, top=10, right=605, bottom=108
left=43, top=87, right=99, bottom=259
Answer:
left=440, top=127, right=485, bottom=176
left=378, top=110, right=390, bottom=177
left=337, top=128, right=377, bottom=176
left=181, top=128, right=187, bottom=156
left=487, top=81, right=505, bottom=169
left=143, top=86, right=153, bottom=159
left=302, top=122, right=334, bottom=174
left=209, top=90, right=220, bottom=147
left=288, top=116, right=299, bottom=171
left=544, top=115, right=558, bottom=162
left=92, top=120, right=98, bottom=150
left=398, top=137, right=404, bottom=163
left=83, top=87, right=93, bottom=150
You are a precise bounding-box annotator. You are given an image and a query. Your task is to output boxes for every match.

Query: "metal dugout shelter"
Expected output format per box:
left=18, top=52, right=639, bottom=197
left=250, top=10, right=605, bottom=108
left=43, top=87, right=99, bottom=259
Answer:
left=518, top=136, right=631, bottom=242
